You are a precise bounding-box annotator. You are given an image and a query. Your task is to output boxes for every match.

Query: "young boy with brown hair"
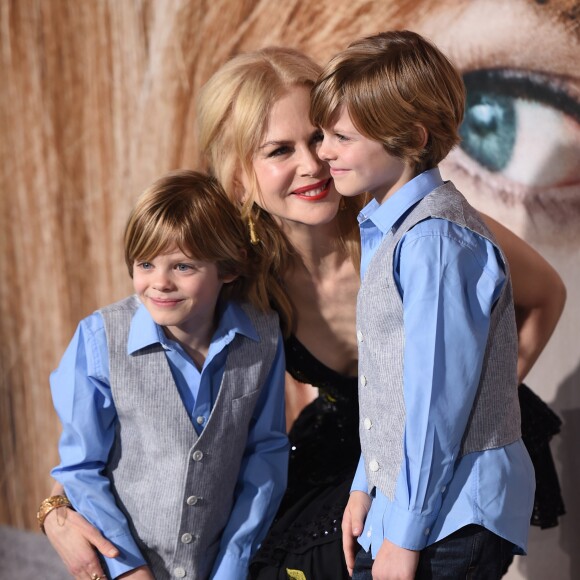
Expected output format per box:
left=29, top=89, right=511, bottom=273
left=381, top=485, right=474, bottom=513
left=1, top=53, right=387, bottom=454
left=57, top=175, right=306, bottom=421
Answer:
left=311, top=30, right=535, bottom=579
left=47, top=170, right=288, bottom=580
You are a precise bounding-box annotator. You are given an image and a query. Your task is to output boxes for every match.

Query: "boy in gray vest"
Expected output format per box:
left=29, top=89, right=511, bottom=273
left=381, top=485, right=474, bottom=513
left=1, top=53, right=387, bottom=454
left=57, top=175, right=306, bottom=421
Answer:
left=311, top=31, right=535, bottom=579
left=48, top=171, right=288, bottom=580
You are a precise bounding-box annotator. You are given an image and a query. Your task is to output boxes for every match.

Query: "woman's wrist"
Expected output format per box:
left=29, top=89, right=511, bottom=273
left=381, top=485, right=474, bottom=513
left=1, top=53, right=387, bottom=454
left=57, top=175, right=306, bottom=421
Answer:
left=37, top=494, right=73, bottom=534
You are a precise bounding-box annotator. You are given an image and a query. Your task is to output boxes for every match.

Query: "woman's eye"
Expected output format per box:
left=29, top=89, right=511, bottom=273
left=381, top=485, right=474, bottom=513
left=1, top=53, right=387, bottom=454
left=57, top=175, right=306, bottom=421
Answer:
left=311, top=131, right=324, bottom=145
left=460, top=69, right=580, bottom=188
left=267, top=145, right=292, bottom=158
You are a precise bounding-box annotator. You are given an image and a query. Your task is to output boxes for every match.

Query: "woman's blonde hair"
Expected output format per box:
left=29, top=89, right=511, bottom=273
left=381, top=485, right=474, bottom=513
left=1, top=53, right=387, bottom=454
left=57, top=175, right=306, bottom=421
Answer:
left=197, top=46, right=362, bottom=334
left=125, top=170, right=269, bottom=310
left=311, top=30, right=466, bottom=174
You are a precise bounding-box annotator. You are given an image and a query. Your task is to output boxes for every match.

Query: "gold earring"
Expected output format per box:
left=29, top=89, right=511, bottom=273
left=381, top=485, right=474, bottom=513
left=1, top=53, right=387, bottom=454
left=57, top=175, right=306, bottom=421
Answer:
left=248, top=215, right=260, bottom=245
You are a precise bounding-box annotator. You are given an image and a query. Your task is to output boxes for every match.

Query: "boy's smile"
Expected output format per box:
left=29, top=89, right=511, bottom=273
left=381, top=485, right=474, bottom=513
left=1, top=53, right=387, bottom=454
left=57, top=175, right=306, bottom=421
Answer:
left=319, top=106, right=416, bottom=204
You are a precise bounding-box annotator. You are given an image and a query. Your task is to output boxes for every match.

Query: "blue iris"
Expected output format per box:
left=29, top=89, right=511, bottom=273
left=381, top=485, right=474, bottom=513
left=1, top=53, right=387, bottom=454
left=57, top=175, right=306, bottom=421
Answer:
left=460, top=86, right=516, bottom=173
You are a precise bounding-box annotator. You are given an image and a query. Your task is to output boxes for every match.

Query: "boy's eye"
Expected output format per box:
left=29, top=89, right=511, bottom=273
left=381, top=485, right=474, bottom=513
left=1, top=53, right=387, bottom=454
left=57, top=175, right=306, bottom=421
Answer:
left=137, top=261, right=153, bottom=270
left=176, top=263, right=195, bottom=272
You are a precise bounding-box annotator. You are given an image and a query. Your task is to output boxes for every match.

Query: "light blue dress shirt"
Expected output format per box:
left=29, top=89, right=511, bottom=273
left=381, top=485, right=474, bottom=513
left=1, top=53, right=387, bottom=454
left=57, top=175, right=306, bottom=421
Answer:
left=351, top=168, right=535, bottom=556
left=51, top=299, right=288, bottom=579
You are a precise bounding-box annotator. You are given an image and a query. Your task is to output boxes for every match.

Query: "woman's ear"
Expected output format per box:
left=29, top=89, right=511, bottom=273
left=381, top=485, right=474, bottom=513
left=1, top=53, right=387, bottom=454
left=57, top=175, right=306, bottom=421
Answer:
left=233, top=169, right=250, bottom=204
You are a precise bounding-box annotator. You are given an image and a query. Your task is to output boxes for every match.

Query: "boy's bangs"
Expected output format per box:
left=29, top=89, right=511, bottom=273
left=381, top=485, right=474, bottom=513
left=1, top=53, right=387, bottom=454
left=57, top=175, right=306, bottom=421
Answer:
left=310, top=77, right=342, bottom=130
left=131, top=219, right=197, bottom=264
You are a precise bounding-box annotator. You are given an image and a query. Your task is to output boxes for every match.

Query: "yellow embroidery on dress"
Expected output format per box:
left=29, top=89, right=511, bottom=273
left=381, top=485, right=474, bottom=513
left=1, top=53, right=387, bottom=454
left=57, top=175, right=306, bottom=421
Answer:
left=286, top=569, right=307, bottom=580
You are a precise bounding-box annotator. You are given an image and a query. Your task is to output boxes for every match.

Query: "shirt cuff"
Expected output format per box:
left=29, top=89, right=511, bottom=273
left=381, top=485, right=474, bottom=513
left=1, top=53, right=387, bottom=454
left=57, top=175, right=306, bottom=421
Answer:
left=102, top=532, right=148, bottom=579
left=210, top=550, right=249, bottom=580
left=383, top=500, right=438, bottom=551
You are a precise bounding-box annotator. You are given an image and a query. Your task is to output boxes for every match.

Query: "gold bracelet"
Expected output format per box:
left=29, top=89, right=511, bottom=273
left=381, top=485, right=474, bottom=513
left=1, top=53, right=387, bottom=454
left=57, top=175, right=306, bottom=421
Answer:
left=37, top=495, right=72, bottom=534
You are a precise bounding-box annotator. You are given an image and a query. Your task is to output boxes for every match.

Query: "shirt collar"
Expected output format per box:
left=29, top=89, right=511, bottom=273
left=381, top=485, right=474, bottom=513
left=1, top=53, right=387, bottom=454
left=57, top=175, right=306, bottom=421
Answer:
left=357, top=167, right=444, bottom=234
left=127, top=297, right=258, bottom=355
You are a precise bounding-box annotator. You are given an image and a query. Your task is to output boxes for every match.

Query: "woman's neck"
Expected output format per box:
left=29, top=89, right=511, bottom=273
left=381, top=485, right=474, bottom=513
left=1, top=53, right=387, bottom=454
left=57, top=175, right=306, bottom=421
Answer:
left=283, top=218, right=348, bottom=277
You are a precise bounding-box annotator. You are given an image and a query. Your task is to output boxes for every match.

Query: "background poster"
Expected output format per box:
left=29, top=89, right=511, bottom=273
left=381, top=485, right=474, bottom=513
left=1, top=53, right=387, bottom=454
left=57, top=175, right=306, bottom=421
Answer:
left=1, top=1, right=578, bottom=578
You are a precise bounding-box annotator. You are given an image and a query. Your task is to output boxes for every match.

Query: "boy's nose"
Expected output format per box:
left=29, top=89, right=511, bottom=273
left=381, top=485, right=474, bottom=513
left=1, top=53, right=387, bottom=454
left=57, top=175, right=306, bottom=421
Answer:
left=152, top=271, right=174, bottom=290
left=317, top=138, right=334, bottom=161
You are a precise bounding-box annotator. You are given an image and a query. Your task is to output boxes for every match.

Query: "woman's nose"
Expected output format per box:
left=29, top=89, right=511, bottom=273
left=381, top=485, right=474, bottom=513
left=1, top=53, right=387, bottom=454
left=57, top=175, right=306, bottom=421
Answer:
left=299, top=147, right=323, bottom=177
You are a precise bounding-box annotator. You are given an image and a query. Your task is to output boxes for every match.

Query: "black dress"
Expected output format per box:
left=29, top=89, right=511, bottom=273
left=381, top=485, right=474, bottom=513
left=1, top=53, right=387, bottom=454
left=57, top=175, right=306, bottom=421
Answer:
left=249, top=334, right=359, bottom=580
left=518, top=383, right=565, bottom=529
left=249, top=338, right=565, bottom=580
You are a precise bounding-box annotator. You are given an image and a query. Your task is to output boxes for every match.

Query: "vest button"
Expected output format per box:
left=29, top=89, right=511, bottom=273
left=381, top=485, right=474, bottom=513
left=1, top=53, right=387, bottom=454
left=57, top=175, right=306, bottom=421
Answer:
left=191, top=450, right=204, bottom=462
left=181, top=533, right=193, bottom=544
left=186, top=495, right=199, bottom=505
left=369, top=460, right=380, bottom=472
left=357, top=330, right=364, bottom=343
left=174, top=567, right=186, bottom=578
left=364, top=417, right=373, bottom=430
left=360, top=375, right=367, bottom=387
left=196, top=416, right=205, bottom=425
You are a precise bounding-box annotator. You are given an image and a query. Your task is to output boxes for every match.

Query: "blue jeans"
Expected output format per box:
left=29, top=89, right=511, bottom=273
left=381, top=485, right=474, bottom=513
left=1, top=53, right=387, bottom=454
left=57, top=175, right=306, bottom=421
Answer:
left=352, top=525, right=514, bottom=580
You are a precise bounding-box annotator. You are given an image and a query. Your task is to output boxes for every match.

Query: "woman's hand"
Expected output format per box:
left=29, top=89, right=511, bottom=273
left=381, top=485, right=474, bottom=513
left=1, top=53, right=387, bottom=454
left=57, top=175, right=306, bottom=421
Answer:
left=43, top=505, right=119, bottom=580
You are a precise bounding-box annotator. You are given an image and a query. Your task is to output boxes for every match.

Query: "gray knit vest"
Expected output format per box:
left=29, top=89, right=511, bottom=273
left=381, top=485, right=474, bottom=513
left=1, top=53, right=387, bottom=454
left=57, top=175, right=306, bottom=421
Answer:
left=357, top=182, right=521, bottom=499
left=99, top=295, right=280, bottom=580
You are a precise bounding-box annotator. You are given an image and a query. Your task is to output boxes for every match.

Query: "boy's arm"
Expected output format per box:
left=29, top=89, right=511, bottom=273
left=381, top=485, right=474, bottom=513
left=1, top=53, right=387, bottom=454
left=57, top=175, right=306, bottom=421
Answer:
left=377, top=219, right=505, bottom=559
left=210, top=332, right=289, bottom=580
left=50, top=314, right=149, bottom=579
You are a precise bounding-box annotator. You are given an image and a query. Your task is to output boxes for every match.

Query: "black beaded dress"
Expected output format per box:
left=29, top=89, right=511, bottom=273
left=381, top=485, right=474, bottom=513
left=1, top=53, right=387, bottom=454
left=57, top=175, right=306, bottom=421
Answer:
left=249, top=334, right=360, bottom=580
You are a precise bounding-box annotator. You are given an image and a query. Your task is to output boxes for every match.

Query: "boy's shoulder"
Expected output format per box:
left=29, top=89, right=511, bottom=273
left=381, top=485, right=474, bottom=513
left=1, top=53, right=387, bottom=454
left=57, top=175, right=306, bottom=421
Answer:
left=407, top=181, right=488, bottom=235
left=236, top=301, right=280, bottom=343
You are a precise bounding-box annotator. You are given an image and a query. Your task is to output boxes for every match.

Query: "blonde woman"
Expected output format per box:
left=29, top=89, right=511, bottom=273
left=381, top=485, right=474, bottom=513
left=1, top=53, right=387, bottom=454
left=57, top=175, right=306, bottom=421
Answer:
left=43, top=47, right=565, bottom=580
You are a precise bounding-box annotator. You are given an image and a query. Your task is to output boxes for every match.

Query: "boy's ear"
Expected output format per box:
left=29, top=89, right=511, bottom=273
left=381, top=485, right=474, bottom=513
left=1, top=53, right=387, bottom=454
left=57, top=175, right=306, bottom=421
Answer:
left=221, top=273, right=239, bottom=284
left=415, top=124, right=429, bottom=148
left=220, top=248, right=246, bottom=285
